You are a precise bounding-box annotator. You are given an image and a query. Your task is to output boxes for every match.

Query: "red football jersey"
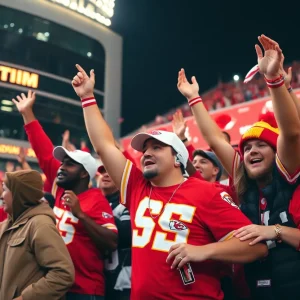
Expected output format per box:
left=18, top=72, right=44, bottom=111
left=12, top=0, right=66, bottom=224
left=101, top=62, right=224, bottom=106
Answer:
left=53, top=187, right=117, bottom=295
left=25, top=120, right=117, bottom=295
left=120, top=160, right=252, bottom=300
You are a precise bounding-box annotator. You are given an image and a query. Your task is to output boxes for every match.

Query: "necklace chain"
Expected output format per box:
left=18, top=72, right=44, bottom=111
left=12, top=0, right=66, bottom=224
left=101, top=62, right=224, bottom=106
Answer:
left=148, top=180, right=185, bottom=220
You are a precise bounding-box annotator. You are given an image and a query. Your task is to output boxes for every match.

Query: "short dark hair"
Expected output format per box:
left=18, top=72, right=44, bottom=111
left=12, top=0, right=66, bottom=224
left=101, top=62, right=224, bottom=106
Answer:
left=193, top=150, right=218, bottom=168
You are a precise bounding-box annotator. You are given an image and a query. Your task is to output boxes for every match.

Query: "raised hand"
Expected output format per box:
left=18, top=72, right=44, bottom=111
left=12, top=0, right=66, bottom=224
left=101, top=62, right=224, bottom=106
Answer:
left=62, top=130, right=70, bottom=143
left=12, top=90, right=36, bottom=114
left=172, top=110, right=187, bottom=140
left=177, top=68, right=200, bottom=100
left=72, top=64, right=95, bottom=99
left=255, top=34, right=283, bottom=79
left=17, top=147, right=26, bottom=164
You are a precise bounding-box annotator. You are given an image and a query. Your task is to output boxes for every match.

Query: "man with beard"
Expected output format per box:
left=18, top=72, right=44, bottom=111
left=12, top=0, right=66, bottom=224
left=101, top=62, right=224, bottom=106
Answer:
left=71, top=64, right=267, bottom=300
left=98, top=163, right=131, bottom=300
left=13, top=91, right=118, bottom=300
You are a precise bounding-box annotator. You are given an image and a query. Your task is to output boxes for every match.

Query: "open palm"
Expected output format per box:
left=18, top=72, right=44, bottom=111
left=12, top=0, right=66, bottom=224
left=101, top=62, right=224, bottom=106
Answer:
left=177, top=68, right=199, bottom=100
left=12, top=90, right=36, bottom=114
left=172, top=110, right=187, bottom=139
left=256, top=35, right=282, bottom=78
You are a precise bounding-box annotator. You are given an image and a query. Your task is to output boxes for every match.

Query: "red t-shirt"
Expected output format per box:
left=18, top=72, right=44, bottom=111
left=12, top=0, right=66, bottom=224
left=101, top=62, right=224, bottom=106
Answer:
left=24, top=120, right=117, bottom=295
left=120, top=160, right=252, bottom=300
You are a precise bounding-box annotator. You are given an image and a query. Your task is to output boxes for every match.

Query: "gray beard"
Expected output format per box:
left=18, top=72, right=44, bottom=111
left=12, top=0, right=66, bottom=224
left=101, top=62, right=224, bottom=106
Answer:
left=143, top=170, right=158, bottom=180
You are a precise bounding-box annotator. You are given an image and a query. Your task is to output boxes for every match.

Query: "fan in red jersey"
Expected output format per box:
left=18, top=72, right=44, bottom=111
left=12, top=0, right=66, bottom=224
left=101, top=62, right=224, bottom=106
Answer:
left=13, top=91, right=118, bottom=300
left=70, top=64, right=267, bottom=300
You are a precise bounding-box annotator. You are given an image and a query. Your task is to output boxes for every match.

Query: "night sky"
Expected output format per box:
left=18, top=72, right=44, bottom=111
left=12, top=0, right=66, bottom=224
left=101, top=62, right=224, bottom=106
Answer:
left=111, top=0, right=300, bottom=136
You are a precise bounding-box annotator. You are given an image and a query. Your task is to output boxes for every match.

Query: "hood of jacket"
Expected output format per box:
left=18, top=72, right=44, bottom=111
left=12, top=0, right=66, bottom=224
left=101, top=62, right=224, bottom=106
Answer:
left=4, top=170, right=45, bottom=222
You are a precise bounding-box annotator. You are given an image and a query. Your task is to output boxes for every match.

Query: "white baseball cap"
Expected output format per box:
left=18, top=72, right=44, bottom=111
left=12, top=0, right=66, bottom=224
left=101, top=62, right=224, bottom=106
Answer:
left=131, top=130, right=189, bottom=168
left=53, top=146, right=100, bottom=179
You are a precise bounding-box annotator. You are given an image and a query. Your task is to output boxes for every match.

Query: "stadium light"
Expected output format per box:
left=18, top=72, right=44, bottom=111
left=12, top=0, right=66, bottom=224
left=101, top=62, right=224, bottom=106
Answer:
left=233, top=75, right=239, bottom=82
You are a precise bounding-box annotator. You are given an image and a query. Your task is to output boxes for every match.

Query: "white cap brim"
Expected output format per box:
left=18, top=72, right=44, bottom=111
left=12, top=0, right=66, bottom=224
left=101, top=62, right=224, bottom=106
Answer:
left=131, top=133, right=171, bottom=152
left=53, top=146, right=72, bottom=162
left=53, top=146, right=90, bottom=168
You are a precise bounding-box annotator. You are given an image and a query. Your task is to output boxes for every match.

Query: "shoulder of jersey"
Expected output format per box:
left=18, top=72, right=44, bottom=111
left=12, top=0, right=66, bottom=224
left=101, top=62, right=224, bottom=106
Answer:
left=187, top=177, right=219, bottom=192
left=87, top=188, right=106, bottom=198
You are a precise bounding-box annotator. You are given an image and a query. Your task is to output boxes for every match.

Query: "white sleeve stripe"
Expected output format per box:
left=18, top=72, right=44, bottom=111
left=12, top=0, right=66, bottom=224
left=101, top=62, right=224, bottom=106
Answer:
left=276, top=154, right=300, bottom=183
left=120, top=216, right=131, bottom=221
left=120, top=160, right=133, bottom=205
left=218, top=230, right=235, bottom=242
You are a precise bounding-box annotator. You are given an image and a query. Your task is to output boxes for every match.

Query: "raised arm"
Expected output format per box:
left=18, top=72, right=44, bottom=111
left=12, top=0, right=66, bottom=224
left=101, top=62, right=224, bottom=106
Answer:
left=71, top=65, right=126, bottom=189
left=171, top=110, right=202, bottom=178
left=256, top=35, right=300, bottom=174
left=177, top=69, right=236, bottom=175
left=62, top=130, right=76, bottom=151
left=17, top=147, right=31, bottom=170
left=13, top=92, right=60, bottom=184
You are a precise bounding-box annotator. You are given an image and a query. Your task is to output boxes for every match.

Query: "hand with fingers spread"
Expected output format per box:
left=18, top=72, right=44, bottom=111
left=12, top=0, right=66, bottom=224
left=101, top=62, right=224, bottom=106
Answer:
left=72, top=64, right=95, bottom=99
left=62, top=130, right=70, bottom=143
left=234, top=224, right=276, bottom=245
left=12, top=90, right=36, bottom=114
left=17, top=147, right=26, bottom=164
left=172, top=110, right=187, bottom=140
left=166, top=243, right=208, bottom=269
left=255, top=34, right=283, bottom=79
left=177, top=68, right=200, bottom=101
left=62, top=190, right=84, bottom=219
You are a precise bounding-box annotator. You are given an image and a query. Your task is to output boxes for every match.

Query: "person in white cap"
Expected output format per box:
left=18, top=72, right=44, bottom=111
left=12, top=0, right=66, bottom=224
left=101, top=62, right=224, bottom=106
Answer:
left=71, top=64, right=267, bottom=300
left=13, top=91, right=118, bottom=300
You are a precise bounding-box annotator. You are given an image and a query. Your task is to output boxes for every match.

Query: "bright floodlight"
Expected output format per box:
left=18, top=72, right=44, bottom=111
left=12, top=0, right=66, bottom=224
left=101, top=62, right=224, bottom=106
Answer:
left=233, top=75, right=239, bottom=82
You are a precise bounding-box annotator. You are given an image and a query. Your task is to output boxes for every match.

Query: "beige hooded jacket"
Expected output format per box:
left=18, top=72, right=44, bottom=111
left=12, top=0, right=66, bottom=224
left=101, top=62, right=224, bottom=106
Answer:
left=0, top=170, right=75, bottom=300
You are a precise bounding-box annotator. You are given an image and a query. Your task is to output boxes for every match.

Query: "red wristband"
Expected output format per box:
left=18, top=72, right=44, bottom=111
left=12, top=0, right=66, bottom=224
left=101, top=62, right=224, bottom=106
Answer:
left=266, top=80, right=285, bottom=89
left=264, top=74, right=283, bottom=83
left=188, top=96, right=202, bottom=107
left=265, top=74, right=284, bottom=89
left=81, top=97, right=97, bottom=108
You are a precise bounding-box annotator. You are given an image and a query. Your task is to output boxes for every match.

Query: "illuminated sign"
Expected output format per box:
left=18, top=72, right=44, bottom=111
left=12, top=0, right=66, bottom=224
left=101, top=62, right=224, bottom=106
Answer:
left=46, top=0, right=115, bottom=26
left=0, top=144, right=36, bottom=158
left=0, top=66, right=39, bottom=88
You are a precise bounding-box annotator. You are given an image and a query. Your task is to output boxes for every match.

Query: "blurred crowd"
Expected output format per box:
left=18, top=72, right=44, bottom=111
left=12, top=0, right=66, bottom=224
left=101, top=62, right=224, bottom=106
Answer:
left=144, top=60, right=300, bottom=130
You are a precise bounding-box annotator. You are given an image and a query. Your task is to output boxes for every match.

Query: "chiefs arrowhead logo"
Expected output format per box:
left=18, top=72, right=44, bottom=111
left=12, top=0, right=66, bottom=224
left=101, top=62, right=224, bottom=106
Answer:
left=169, top=220, right=188, bottom=231
left=220, top=191, right=238, bottom=209
left=150, top=130, right=162, bottom=135
left=102, top=212, right=113, bottom=219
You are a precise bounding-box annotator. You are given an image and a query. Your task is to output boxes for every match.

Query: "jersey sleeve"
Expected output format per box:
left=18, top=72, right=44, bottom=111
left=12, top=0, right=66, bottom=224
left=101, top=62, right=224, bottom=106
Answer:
left=120, top=159, right=146, bottom=209
left=201, top=189, right=252, bottom=242
left=276, top=154, right=300, bottom=184
left=88, top=196, right=118, bottom=233
left=24, top=120, right=60, bottom=185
